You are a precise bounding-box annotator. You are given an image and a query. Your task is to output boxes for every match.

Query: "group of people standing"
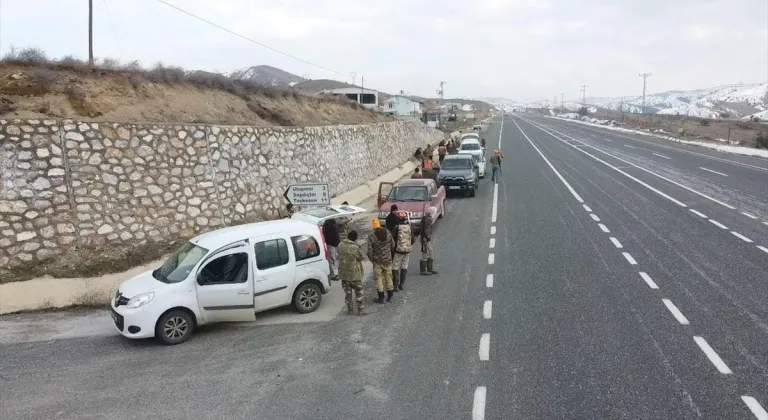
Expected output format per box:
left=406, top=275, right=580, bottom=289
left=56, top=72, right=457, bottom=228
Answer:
left=336, top=205, right=439, bottom=316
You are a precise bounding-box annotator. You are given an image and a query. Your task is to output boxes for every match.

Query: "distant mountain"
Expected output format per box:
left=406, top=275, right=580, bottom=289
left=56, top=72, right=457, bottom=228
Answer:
left=486, top=84, right=768, bottom=120
left=230, top=65, right=306, bottom=88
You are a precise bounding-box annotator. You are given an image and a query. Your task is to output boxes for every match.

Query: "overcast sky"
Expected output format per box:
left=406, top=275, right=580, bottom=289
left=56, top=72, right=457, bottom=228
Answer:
left=1, top=0, right=766, bottom=101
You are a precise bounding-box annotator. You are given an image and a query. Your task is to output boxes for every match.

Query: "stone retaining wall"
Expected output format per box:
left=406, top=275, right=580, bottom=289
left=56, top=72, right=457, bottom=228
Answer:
left=0, top=119, right=442, bottom=269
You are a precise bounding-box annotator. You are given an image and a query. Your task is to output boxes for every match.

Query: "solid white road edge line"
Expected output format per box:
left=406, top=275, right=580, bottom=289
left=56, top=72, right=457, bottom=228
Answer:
left=583, top=204, right=592, bottom=212
left=700, top=167, right=728, bottom=177
left=690, top=209, right=708, bottom=218
left=709, top=219, right=729, bottom=229
left=525, top=119, right=737, bottom=210
left=741, top=396, right=768, bottom=420
left=653, top=152, right=671, bottom=159
left=639, top=272, right=659, bottom=289
left=693, top=336, right=733, bottom=374
left=622, top=252, right=638, bottom=265
left=488, top=253, right=495, bottom=265
left=731, top=231, right=754, bottom=243
left=479, top=334, right=490, bottom=361
left=473, top=387, right=487, bottom=420
left=512, top=119, right=585, bottom=203
left=598, top=223, right=610, bottom=233
left=489, top=238, right=496, bottom=248
left=758, top=246, right=768, bottom=254
left=662, top=299, right=690, bottom=325
left=609, top=237, right=623, bottom=248
left=483, top=301, right=492, bottom=319
left=486, top=274, right=494, bottom=288
left=491, top=183, right=498, bottom=223
left=590, top=214, right=601, bottom=222
left=490, top=226, right=496, bottom=235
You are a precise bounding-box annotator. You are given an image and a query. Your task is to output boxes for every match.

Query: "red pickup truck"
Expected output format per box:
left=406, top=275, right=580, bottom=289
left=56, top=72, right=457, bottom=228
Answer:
left=377, top=178, right=446, bottom=233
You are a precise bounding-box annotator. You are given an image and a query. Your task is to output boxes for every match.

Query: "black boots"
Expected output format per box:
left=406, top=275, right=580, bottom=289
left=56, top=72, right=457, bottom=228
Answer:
left=420, top=260, right=429, bottom=275
left=392, top=270, right=400, bottom=292
left=374, top=291, right=385, bottom=304
left=399, top=269, right=407, bottom=290
left=427, top=259, right=438, bottom=274
left=386, top=290, right=394, bottom=303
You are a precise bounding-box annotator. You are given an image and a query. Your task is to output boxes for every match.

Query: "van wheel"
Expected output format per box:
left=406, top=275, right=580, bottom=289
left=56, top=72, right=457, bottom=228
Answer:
left=155, top=310, right=194, bottom=345
left=294, top=283, right=322, bottom=314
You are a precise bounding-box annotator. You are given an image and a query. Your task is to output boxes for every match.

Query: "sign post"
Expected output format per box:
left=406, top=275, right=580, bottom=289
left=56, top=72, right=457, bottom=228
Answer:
left=283, top=183, right=331, bottom=207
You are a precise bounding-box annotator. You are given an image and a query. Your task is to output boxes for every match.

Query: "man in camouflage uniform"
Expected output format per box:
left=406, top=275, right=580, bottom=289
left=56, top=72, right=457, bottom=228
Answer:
left=338, top=230, right=366, bottom=315
left=419, top=206, right=439, bottom=275
left=367, top=219, right=395, bottom=304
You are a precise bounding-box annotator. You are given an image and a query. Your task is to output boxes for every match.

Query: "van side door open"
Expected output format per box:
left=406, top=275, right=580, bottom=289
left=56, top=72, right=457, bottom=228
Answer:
left=252, top=234, right=296, bottom=312
left=195, top=243, right=257, bottom=323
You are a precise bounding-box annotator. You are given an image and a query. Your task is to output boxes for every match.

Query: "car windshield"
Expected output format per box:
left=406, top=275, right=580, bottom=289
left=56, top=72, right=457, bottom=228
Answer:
left=441, top=158, right=472, bottom=169
left=461, top=143, right=481, bottom=151
left=388, top=186, right=428, bottom=202
left=153, top=242, right=209, bottom=283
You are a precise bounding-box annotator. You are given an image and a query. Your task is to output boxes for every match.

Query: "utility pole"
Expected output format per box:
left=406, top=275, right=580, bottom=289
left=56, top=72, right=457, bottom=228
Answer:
left=580, top=85, right=588, bottom=107
left=639, top=73, right=652, bottom=114
left=360, top=76, right=364, bottom=106
left=437, top=81, right=446, bottom=127
left=88, top=0, right=94, bottom=66
left=561, top=93, right=564, bottom=108
left=553, top=96, right=557, bottom=109
left=350, top=72, right=357, bottom=86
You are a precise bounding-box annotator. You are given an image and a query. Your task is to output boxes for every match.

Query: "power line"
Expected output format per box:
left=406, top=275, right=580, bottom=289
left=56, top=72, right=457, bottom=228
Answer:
left=580, top=84, right=588, bottom=106
left=101, top=0, right=122, bottom=60
left=154, top=0, right=351, bottom=79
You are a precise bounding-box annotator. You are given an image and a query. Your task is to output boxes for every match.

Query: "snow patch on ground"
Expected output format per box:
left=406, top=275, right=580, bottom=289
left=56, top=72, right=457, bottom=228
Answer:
left=551, top=114, right=768, bottom=159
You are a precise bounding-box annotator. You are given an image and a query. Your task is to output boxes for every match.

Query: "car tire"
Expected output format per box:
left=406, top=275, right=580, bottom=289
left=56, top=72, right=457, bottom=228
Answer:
left=294, top=282, right=323, bottom=314
left=155, top=310, right=194, bottom=345
left=469, top=187, right=476, bottom=197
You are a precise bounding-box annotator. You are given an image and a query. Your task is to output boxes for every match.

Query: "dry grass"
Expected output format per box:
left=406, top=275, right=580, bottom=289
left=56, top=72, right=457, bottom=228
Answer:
left=0, top=47, right=392, bottom=126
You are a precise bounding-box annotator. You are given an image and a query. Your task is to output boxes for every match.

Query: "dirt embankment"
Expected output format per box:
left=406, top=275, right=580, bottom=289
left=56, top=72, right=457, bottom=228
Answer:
left=0, top=56, right=392, bottom=126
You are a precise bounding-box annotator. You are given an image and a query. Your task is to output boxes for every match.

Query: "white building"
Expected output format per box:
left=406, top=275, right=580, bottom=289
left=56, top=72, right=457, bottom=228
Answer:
left=383, top=96, right=423, bottom=117
left=319, top=87, right=379, bottom=109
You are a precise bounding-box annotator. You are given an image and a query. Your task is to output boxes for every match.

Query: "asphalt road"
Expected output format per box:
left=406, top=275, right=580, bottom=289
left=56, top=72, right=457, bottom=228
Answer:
left=1, top=115, right=766, bottom=420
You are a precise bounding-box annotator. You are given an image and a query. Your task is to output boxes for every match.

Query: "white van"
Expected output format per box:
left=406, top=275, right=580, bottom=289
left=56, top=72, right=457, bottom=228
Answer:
left=458, top=138, right=487, bottom=179
left=110, top=219, right=332, bottom=345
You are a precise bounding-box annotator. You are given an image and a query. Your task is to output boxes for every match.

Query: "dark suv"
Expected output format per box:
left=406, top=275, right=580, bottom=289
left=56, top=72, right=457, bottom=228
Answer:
left=437, top=154, right=479, bottom=197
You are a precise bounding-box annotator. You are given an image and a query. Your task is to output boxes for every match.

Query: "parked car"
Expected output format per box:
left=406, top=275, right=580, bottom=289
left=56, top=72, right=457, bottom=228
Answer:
left=110, top=219, right=333, bottom=345
left=458, top=138, right=487, bottom=178
left=377, top=178, right=446, bottom=233
left=473, top=124, right=482, bottom=131
left=291, top=204, right=367, bottom=228
left=461, top=132, right=480, bottom=141
left=438, top=154, right=480, bottom=197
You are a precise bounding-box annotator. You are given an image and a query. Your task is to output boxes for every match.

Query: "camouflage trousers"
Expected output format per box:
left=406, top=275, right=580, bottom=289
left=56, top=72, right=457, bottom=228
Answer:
left=372, top=264, right=394, bottom=292
left=341, top=280, right=364, bottom=311
left=420, top=241, right=435, bottom=261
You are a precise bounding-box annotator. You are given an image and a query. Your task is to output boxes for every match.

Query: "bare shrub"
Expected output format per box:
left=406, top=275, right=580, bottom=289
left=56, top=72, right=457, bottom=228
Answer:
left=2, top=47, right=48, bottom=65
left=66, top=86, right=86, bottom=102
left=756, top=131, right=768, bottom=149
left=124, top=60, right=142, bottom=71
left=30, top=68, right=59, bottom=89
left=100, top=57, right=120, bottom=69
left=149, top=63, right=186, bottom=84
left=56, top=55, right=89, bottom=72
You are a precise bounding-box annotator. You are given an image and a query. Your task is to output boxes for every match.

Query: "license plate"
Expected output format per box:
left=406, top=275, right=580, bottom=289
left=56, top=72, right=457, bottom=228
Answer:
left=448, top=186, right=461, bottom=190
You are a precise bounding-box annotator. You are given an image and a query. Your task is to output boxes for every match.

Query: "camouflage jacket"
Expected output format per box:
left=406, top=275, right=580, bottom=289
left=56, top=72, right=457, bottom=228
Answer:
left=367, top=227, right=394, bottom=266
left=338, top=239, right=364, bottom=283
left=420, top=215, right=434, bottom=243
left=337, top=216, right=352, bottom=239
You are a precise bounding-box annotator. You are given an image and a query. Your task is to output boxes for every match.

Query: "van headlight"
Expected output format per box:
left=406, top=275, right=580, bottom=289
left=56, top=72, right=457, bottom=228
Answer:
left=410, top=212, right=424, bottom=218
left=126, top=292, right=155, bottom=308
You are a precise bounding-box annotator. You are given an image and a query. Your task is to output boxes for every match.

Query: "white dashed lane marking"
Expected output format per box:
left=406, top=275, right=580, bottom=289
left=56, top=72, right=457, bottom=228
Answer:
left=489, top=238, right=495, bottom=249
left=472, top=387, right=487, bottom=420
left=758, top=246, right=768, bottom=254
left=488, top=254, right=495, bottom=265
left=700, top=167, right=728, bottom=177
left=604, top=138, right=613, bottom=142
left=694, top=336, right=733, bottom=374
left=490, top=226, right=496, bottom=235
left=583, top=204, right=592, bottom=212
left=662, top=299, right=690, bottom=325
left=483, top=301, right=492, bottom=319
left=590, top=214, right=601, bottom=222
left=709, top=219, right=729, bottom=230
left=479, top=334, right=490, bottom=361
left=624, top=144, right=636, bottom=149
left=731, top=232, right=753, bottom=243
left=689, top=209, right=707, bottom=218
left=486, top=274, right=493, bottom=288
left=609, top=237, right=623, bottom=249
left=622, top=252, right=638, bottom=265
left=741, top=212, right=758, bottom=220
left=741, top=396, right=768, bottom=420
left=639, top=272, right=659, bottom=289
left=598, top=224, right=610, bottom=233
left=491, top=183, right=499, bottom=223
left=653, top=152, right=671, bottom=159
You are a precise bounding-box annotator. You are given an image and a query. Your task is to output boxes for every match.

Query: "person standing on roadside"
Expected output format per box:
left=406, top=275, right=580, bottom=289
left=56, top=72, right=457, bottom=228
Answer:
left=411, top=167, right=422, bottom=179
left=367, top=219, right=395, bottom=304
left=339, top=230, right=366, bottom=316
left=385, top=204, right=399, bottom=233
left=323, top=218, right=341, bottom=281
left=419, top=206, right=439, bottom=275
left=391, top=211, right=415, bottom=291
left=490, top=148, right=503, bottom=184
left=438, top=141, right=447, bottom=164
left=423, top=144, right=434, bottom=167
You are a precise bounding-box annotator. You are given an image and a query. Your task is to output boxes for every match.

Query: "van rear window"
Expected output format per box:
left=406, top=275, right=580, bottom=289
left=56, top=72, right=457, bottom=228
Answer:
left=292, top=235, right=321, bottom=261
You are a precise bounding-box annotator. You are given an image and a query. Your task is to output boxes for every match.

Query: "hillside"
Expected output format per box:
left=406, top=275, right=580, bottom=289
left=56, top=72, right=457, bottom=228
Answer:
left=0, top=51, right=392, bottom=126
left=488, top=83, right=768, bottom=120
left=230, top=64, right=306, bottom=88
